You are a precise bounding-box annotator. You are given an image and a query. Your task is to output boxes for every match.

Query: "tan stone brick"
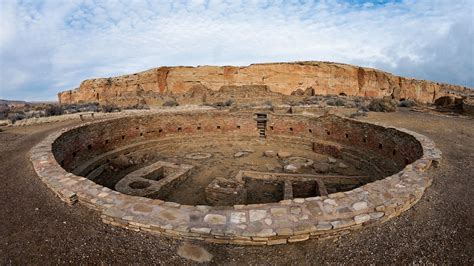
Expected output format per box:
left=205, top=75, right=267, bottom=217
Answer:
left=288, top=234, right=310, bottom=243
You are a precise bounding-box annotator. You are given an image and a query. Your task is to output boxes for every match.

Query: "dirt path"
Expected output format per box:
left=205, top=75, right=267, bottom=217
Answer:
left=1, top=110, right=473, bottom=264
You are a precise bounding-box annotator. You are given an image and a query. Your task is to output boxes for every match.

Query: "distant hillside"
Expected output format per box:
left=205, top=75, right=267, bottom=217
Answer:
left=0, top=99, right=27, bottom=104
left=0, top=99, right=57, bottom=106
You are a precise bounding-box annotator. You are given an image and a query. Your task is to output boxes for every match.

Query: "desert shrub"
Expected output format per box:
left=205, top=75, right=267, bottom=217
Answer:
left=368, top=98, right=397, bottom=112
left=262, top=100, right=272, bottom=107
left=325, top=99, right=335, bottom=106
left=303, top=96, right=322, bottom=105
left=354, top=98, right=368, bottom=109
left=63, top=105, right=79, bottom=114
left=326, top=98, right=346, bottom=106
left=210, top=99, right=234, bottom=108
left=399, top=99, right=416, bottom=107
left=334, top=98, right=346, bottom=106
left=44, top=104, right=64, bottom=116
left=81, top=103, right=100, bottom=112
left=162, top=100, right=179, bottom=107
left=358, top=105, right=370, bottom=112
left=7, top=112, right=26, bottom=123
left=210, top=102, right=224, bottom=108
left=24, top=110, right=42, bottom=119
left=0, top=104, right=9, bottom=120
left=223, top=99, right=234, bottom=107
left=123, top=104, right=149, bottom=110
left=349, top=109, right=368, bottom=118
left=291, top=89, right=305, bottom=96
left=101, top=104, right=121, bottom=113
left=61, top=103, right=100, bottom=113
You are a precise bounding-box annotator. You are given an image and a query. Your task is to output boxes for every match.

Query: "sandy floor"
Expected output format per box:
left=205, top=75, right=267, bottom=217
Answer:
left=0, top=108, right=473, bottom=264
left=94, top=138, right=362, bottom=205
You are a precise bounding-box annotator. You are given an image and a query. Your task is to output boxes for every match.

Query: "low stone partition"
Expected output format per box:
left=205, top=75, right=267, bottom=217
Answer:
left=115, top=161, right=193, bottom=198
left=29, top=110, right=441, bottom=245
left=236, top=170, right=369, bottom=199
left=205, top=178, right=246, bottom=206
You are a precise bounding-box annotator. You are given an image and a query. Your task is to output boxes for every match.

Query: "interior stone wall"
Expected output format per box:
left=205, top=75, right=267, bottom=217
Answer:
left=53, top=111, right=421, bottom=179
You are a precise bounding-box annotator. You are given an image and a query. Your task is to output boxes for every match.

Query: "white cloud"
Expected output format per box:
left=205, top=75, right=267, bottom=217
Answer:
left=0, top=0, right=472, bottom=101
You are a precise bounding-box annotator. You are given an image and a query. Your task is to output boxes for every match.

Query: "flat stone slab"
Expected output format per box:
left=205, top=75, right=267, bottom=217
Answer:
left=277, top=151, right=292, bottom=158
left=263, top=150, right=276, bottom=157
left=185, top=152, right=212, bottom=160
left=177, top=242, right=213, bottom=263
left=204, top=214, right=227, bottom=225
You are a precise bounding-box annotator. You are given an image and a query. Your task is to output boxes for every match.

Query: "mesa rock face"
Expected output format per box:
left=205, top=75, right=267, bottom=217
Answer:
left=58, top=62, right=471, bottom=106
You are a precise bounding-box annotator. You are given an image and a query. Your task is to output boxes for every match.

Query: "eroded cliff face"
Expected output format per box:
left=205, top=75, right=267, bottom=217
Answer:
left=58, top=61, right=471, bottom=106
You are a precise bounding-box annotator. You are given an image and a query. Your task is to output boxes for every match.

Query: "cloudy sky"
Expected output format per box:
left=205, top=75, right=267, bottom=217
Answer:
left=0, top=0, right=473, bottom=101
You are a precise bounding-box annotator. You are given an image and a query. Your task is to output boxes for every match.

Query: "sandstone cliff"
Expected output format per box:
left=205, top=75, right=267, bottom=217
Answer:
left=58, top=61, right=472, bottom=106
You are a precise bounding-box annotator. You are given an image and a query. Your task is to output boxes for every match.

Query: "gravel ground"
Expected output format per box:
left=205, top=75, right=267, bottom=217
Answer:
left=0, top=109, right=473, bottom=264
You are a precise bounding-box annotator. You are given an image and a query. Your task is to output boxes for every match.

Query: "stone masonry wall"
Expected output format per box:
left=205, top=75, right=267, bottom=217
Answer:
left=266, top=114, right=423, bottom=177
left=52, top=111, right=422, bottom=175
left=31, top=110, right=442, bottom=245
left=58, top=62, right=472, bottom=106
left=53, top=111, right=257, bottom=171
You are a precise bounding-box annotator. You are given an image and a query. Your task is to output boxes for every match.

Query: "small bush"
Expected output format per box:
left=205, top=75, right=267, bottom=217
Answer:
left=358, top=105, right=370, bottom=112
left=7, top=112, right=26, bottom=123
left=326, top=99, right=336, bottom=106
left=303, top=96, right=321, bottom=105
left=81, top=103, right=100, bottom=112
left=326, top=98, right=346, bottom=107
left=207, top=99, right=234, bottom=109
left=44, top=104, right=64, bottom=116
left=210, top=102, right=224, bottom=108
left=354, top=99, right=368, bottom=109
left=122, top=104, right=150, bottom=110
left=101, top=104, right=121, bottom=113
left=61, top=103, right=100, bottom=113
left=334, top=99, right=346, bottom=106
left=223, top=99, right=234, bottom=107
left=0, top=104, right=9, bottom=120
left=368, top=98, right=397, bottom=112
left=163, top=100, right=179, bottom=107
left=399, top=99, right=416, bottom=107
left=24, top=110, right=42, bottom=119
left=349, top=110, right=368, bottom=118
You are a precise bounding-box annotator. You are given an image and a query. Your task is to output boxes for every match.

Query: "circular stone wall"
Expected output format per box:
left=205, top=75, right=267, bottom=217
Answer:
left=30, top=110, right=441, bottom=245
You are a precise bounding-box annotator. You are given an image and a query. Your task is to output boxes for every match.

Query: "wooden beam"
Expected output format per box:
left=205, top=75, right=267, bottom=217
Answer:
left=316, top=179, right=328, bottom=196
left=283, top=180, right=293, bottom=200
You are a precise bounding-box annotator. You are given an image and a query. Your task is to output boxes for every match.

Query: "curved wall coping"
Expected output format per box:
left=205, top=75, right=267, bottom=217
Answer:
left=29, top=112, right=441, bottom=245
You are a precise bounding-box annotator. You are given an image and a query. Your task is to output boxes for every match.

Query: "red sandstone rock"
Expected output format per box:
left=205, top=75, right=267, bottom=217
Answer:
left=58, top=62, right=471, bottom=107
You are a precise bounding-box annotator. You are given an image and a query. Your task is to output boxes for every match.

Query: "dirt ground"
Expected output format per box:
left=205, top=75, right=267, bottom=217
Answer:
left=0, top=109, right=473, bottom=264
left=95, top=139, right=362, bottom=205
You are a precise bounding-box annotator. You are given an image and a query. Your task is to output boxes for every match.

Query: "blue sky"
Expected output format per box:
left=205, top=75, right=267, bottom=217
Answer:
left=0, top=0, right=473, bottom=101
